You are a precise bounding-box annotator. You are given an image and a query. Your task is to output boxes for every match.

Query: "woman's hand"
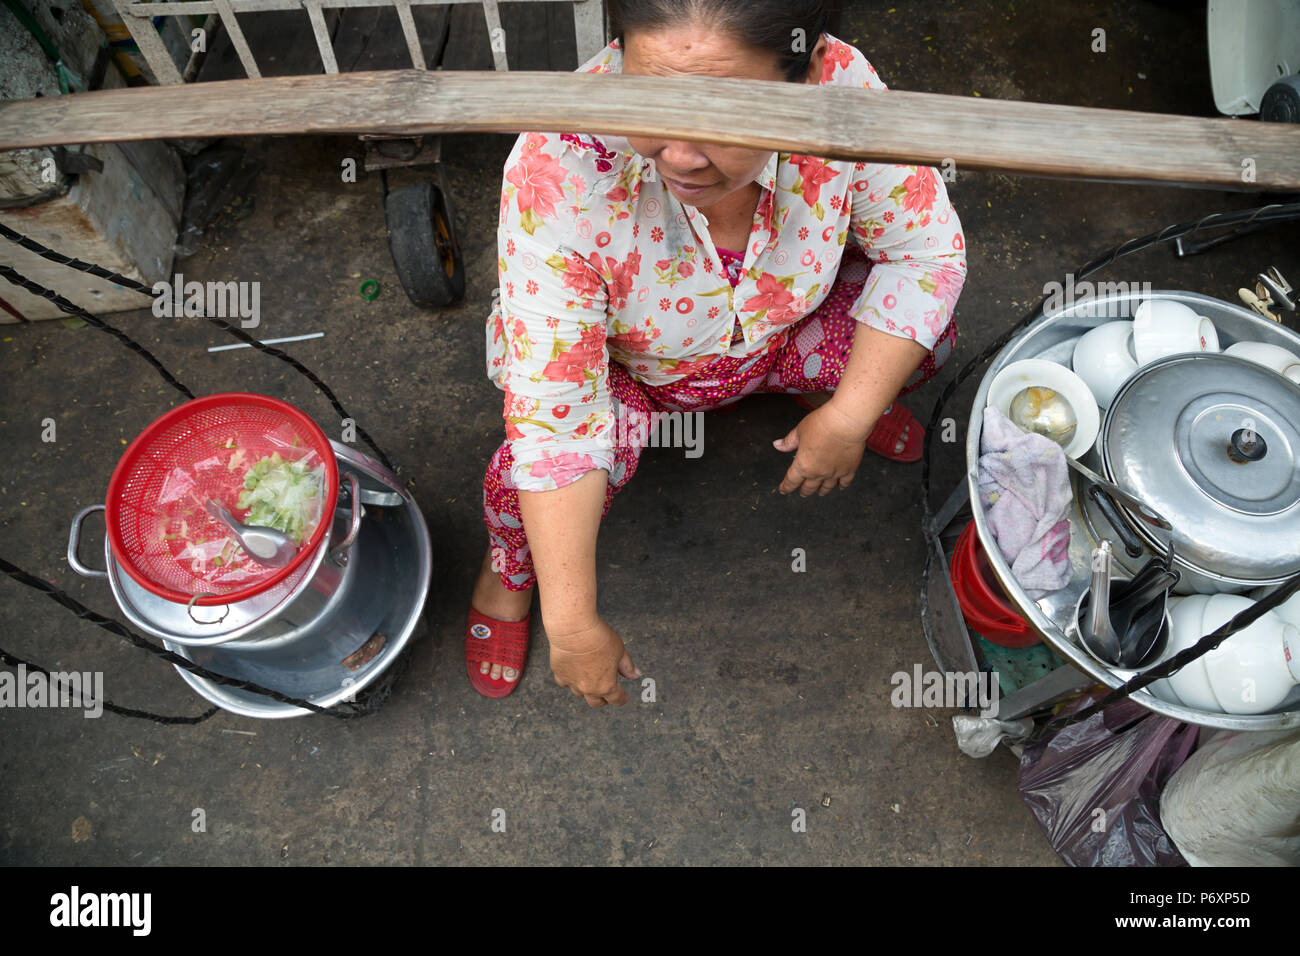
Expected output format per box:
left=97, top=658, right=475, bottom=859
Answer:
left=774, top=400, right=871, bottom=496
left=547, top=618, right=641, bottom=707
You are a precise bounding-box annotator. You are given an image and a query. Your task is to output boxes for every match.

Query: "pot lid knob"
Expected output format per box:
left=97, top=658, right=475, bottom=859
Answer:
left=1228, top=427, right=1268, bottom=463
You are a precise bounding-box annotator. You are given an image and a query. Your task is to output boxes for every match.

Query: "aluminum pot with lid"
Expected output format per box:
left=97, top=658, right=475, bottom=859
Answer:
left=1086, top=352, right=1300, bottom=592
left=68, top=471, right=365, bottom=646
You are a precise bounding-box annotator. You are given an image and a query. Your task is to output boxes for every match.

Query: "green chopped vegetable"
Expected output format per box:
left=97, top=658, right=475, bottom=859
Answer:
left=236, top=452, right=324, bottom=545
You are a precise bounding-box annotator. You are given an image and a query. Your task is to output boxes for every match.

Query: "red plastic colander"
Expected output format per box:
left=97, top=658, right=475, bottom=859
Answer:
left=104, top=393, right=339, bottom=606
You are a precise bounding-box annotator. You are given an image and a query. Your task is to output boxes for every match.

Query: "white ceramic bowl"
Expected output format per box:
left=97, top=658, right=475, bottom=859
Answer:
left=1200, top=594, right=1299, bottom=715
left=1224, top=341, right=1300, bottom=385
left=1156, top=594, right=1222, bottom=712
left=1274, top=591, right=1300, bottom=632
left=1132, top=299, right=1219, bottom=367
left=1071, top=320, right=1138, bottom=408
left=986, top=359, right=1100, bottom=459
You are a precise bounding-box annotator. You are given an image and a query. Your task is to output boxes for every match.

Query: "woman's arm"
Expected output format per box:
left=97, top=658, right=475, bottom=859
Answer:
left=775, top=326, right=927, bottom=495
left=519, top=471, right=639, bottom=706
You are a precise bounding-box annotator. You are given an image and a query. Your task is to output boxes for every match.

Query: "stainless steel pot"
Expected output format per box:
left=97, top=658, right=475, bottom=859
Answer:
left=69, top=472, right=364, bottom=646
left=1081, top=352, right=1300, bottom=594
left=66, top=440, right=432, bottom=718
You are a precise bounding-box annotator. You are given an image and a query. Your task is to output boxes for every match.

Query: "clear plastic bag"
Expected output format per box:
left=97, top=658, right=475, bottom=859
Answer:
left=151, top=431, right=325, bottom=592
left=1018, top=696, right=1199, bottom=867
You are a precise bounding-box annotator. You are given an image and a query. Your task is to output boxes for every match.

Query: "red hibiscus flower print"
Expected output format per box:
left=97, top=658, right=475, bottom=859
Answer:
left=789, top=155, right=840, bottom=210
left=541, top=326, right=605, bottom=384
left=899, top=167, right=938, bottom=215
left=606, top=248, right=641, bottom=311
left=929, top=268, right=963, bottom=308
left=743, top=272, right=795, bottom=316
left=677, top=261, right=694, bottom=278
left=528, top=451, right=598, bottom=486
left=559, top=252, right=603, bottom=301
left=820, top=39, right=855, bottom=82
left=612, top=326, right=657, bottom=352
left=506, top=145, right=566, bottom=233
left=924, top=309, right=948, bottom=340
left=767, top=290, right=810, bottom=326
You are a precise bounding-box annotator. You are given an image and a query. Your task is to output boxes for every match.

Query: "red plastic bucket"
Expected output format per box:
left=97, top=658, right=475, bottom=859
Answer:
left=950, top=520, right=1040, bottom=648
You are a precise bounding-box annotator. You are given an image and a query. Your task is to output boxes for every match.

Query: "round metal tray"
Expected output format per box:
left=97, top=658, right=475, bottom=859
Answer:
left=967, top=289, right=1300, bottom=731
left=164, top=441, right=432, bottom=718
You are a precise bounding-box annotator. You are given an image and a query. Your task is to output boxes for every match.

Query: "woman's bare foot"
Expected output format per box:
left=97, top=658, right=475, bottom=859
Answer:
left=470, top=549, right=533, bottom=683
left=801, top=391, right=909, bottom=455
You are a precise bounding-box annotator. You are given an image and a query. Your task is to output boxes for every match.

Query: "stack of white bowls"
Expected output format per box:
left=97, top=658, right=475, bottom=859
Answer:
left=1147, top=594, right=1300, bottom=715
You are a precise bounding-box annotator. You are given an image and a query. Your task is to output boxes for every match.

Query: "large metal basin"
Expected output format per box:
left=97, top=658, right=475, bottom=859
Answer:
left=967, top=289, right=1300, bottom=731
left=163, top=441, right=432, bottom=718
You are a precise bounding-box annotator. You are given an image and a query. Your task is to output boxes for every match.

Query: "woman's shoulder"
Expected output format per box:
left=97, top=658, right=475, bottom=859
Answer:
left=819, top=33, right=889, bottom=91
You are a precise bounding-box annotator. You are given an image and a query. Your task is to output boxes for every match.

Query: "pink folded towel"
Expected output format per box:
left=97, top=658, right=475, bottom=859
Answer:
left=977, top=405, right=1072, bottom=598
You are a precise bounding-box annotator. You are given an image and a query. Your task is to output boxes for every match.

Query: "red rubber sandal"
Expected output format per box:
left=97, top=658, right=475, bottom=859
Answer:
left=465, top=608, right=530, bottom=698
left=865, top=402, right=923, bottom=463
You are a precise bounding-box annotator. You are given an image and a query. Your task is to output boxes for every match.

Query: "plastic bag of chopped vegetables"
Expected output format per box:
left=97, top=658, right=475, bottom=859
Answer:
left=237, top=452, right=326, bottom=545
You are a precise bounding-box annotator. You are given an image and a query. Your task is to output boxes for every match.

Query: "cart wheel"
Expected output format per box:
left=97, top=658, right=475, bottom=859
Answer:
left=1260, top=75, right=1300, bottom=123
left=384, top=183, right=465, bottom=307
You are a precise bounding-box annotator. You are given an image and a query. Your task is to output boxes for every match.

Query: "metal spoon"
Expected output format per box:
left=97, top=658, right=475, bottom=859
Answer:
left=1079, top=540, right=1122, bottom=664
left=204, top=499, right=298, bottom=568
left=1009, top=386, right=1077, bottom=448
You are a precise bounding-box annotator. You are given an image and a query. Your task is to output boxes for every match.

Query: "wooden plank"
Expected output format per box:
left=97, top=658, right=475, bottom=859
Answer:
left=481, top=0, right=508, bottom=71
left=571, top=0, right=604, bottom=65
left=129, top=0, right=563, bottom=11
left=113, top=0, right=184, bottom=84
left=304, top=0, right=340, bottom=74
left=214, top=0, right=262, bottom=78
left=392, top=0, right=426, bottom=70
left=4, top=71, right=1300, bottom=190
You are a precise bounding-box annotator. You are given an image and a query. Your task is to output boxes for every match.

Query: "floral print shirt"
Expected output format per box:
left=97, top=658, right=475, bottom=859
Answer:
left=487, top=34, right=968, bottom=492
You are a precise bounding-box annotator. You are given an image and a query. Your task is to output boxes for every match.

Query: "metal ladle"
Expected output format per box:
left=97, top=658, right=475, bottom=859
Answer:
left=204, top=498, right=298, bottom=568
left=1008, top=386, right=1077, bottom=448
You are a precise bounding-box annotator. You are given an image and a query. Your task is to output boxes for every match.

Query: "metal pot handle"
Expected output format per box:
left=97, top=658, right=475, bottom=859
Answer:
left=1086, top=485, right=1146, bottom=559
left=67, top=505, right=108, bottom=579
left=329, top=473, right=363, bottom=566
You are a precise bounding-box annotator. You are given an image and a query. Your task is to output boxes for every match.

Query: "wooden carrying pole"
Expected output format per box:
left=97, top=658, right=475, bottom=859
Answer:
left=3, top=71, right=1300, bottom=190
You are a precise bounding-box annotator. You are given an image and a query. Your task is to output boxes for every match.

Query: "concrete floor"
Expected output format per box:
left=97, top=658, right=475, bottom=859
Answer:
left=2, top=0, right=1298, bottom=865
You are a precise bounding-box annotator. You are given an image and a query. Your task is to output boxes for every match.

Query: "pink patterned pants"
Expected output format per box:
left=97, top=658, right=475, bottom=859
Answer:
left=483, top=244, right=956, bottom=589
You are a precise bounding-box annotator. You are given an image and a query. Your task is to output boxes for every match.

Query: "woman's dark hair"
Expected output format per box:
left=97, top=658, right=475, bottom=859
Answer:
left=609, top=0, right=842, bottom=82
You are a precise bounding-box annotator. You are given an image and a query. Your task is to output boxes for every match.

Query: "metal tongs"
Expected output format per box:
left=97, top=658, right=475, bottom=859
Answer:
left=1239, top=266, right=1295, bottom=322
